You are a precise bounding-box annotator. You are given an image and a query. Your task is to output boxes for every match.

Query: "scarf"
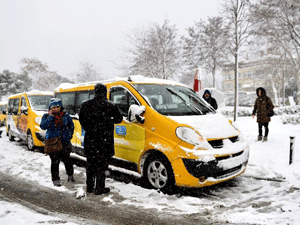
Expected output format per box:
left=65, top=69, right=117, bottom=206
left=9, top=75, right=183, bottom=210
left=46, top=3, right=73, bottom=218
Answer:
left=53, top=111, right=64, bottom=127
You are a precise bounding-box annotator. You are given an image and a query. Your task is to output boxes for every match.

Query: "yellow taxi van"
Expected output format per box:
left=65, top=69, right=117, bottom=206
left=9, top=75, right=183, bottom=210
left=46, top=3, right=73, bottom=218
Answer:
left=55, top=75, right=249, bottom=191
left=0, top=101, right=7, bottom=126
left=6, top=90, right=53, bottom=150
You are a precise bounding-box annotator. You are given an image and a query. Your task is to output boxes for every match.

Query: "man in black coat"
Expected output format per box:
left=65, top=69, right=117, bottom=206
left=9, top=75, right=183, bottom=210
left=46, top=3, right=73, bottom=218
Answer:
left=202, top=89, right=218, bottom=110
left=79, top=83, right=123, bottom=195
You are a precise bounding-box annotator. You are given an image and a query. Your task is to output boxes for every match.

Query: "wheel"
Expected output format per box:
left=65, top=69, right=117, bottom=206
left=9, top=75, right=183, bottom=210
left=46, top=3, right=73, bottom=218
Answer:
left=26, top=131, right=35, bottom=151
left=143, top=153, right=175, bottom=193
left=8, top=127, right=15, bottom=141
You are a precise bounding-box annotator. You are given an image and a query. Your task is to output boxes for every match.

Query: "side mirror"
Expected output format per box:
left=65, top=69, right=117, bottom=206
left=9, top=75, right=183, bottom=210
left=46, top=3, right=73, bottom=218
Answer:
left=128, top=105, right=145, bottom=124
left=2, top=109, right=6, bottom=115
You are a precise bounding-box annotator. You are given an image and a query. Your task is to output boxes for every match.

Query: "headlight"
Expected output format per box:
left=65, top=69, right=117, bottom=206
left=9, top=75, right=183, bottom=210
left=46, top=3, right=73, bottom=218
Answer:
left=35, top=117, right=42, bottom=125
left=176, top=127, right=205, bottom=146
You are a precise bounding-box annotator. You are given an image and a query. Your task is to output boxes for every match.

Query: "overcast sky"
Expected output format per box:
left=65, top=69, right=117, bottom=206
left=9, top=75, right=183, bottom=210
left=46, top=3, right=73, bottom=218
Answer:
left=0, top=0, right=219, bottom=80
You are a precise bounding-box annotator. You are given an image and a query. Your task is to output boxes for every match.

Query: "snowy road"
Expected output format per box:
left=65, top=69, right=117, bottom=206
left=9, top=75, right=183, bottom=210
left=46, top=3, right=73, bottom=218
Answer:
left=0, top=115, right=300, bottom=224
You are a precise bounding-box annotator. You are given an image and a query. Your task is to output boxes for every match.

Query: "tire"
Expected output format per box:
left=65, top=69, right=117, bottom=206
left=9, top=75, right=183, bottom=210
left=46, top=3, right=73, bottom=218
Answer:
left=8, top=127, right=15, bottom=141
left=143, top=153, right=175, bottom=193
left=26, top=131, right=35, bottom=151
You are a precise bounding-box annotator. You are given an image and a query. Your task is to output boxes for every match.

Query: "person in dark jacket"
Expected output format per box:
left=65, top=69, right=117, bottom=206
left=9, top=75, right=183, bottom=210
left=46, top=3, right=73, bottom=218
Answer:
left=40, top=98, right=75, bottom=187
left=79, top=83, right=123, bottom=195
left=252, top=87, right=274, bottom=142
left=202, top=89, right=218, bottom=110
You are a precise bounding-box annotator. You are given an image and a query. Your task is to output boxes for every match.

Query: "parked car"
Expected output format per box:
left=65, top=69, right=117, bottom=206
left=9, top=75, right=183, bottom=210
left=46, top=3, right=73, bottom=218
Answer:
left=55, top=75, right=249, bottom=191
left=0, top=101, right=7, bottom=126
left=6, top=90, right=53, bottom=150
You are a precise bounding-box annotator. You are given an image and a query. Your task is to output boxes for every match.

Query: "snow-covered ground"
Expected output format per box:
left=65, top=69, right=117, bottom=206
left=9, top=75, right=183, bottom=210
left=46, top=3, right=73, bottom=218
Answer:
left=0, top=200, right=78, bottom=225
left=0, top=114, right=300, bottom=224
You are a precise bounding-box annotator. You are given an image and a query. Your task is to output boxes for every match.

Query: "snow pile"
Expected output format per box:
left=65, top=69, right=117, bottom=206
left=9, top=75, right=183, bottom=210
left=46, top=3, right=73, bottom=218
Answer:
left=220, top=107, right=253, bottom=117
left=0, top=201, right=77, bottom=225
left=281, top=115, right=300, bottom=124
left=221, top=105, right=300, bottom=124
left=275, top=105, right=300, bottom=115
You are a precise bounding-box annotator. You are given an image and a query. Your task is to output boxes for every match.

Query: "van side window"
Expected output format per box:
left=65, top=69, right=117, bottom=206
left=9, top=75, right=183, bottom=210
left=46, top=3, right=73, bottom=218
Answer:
left=21, top=97, right=28, bottom=108
left=110, top=87, right=139, bottom=117
left=20, top=97, right=28, bottom=114
left=8, top=100, right=13, bottom=114
left=56, top=92, right=76, bottom=115
left=11, top=98, right=20, bottom=115
left=76, top=91, right=94, bottom=113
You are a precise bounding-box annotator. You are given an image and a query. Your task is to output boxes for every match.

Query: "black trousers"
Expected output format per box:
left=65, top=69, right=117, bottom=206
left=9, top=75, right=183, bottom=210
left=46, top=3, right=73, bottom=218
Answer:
left=258, top=123, right=269, bottom=137
left=49, top=147, right=74, bottom=181
left=86, top=154, right=109, bottom=191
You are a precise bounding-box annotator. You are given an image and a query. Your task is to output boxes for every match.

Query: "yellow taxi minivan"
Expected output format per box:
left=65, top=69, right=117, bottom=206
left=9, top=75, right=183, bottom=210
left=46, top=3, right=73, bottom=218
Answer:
left=0, top=101, right=7, bottom=126
left=55, top=75, right=249, bottom=191
left=6, top=90, right=53, bottom=150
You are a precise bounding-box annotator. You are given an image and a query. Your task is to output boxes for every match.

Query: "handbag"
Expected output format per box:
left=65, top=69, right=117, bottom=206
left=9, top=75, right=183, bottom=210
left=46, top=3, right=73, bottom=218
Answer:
left=44, top=137, right=62, bottom=154
left=267, top=98, right=274, bottom=117
left=267, top=110, right=274, bottom=117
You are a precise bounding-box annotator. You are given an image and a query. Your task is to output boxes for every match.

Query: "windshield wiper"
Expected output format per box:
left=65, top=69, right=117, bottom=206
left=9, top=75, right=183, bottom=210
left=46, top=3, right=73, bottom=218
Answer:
left=166, top=88, right=203, bottom=115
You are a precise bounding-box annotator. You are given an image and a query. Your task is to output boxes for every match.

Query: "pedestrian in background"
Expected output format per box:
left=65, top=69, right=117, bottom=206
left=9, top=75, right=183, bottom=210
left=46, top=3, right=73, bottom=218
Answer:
left=202, top=89, right=218, bottom=110
left=79, top=83, right=123, bottom=195
left=40, top=98, right=75, bottom=186
left=252, top=87, right=274, bottom=142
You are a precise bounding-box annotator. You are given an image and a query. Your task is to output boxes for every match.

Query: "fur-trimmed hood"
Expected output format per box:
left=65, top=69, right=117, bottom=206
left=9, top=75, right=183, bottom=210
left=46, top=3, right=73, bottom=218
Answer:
left=256, top=87, right=266, bottom=97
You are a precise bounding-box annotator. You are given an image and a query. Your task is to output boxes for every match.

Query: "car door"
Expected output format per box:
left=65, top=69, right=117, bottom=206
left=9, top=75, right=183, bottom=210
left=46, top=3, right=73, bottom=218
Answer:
left=18, top=96, right=28, bottom=137
left=7, top=97, right=20, bottom=136
left=109, top=86, right=146, bottom=164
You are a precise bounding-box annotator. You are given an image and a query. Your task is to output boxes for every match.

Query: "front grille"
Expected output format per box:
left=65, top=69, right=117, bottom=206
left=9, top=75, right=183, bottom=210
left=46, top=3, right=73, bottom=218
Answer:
left=218, top=151, right=244, bottom=160
left=229, top=136, right=239, bottom=143
left=215, top=165, right=242, bottom=179
left=208, top=136, right=239, bottom=149
left=208, top=139, right=223, bottom=148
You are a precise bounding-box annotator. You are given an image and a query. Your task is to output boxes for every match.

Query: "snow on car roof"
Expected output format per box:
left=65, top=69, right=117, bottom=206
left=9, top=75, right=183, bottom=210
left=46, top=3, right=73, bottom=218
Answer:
left=26, top=90, right=53, bottom=95
left=55, top=75, right=187, bottom=92
left=9, top=90, right=53, bottom=98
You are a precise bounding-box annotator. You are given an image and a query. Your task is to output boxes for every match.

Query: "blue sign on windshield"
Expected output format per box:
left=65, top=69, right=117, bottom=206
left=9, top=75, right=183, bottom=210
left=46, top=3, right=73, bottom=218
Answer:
left=115, top=125, right=126, bottom=135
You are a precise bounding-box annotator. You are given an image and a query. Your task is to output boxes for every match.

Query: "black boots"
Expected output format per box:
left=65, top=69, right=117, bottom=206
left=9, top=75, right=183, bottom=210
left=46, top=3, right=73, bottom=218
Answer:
left=95, top=188, right=110, bottom=195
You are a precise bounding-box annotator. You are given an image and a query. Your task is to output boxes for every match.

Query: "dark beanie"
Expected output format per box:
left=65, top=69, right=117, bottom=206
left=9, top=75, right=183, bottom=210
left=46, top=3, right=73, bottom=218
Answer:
left=95, top=83, right=107, bottom=97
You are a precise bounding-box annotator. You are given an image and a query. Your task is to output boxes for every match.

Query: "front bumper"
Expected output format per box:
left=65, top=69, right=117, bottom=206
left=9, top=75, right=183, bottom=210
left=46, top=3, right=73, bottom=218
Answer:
left=172, top=142, right=249, bottom=188
left=182, top=150, right=248, bottom=180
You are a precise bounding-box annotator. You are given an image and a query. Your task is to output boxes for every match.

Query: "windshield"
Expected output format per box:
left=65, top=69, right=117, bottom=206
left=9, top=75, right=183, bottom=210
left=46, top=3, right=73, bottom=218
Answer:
left=28, top=95, right=52, bottom=111
left=134, top=84, right=214, bottom=116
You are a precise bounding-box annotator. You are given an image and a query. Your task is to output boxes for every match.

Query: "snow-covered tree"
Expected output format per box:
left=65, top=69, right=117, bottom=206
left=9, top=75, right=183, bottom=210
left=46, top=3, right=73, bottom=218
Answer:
left=221, top=0, right=251, bottom=121
left=75, top=60, right=101, bottom=83
left=250, top=0, right=300, bottom=104
left=0, top=70, right=14, bottom=100
left=182, top=17, right=228, bottom=88
left=13, top=71, right=33, bottom=93
left=0, top=70, right=33, bottom=99
left=20, top=57, right=71, bottom=91
left=123, top=18, right=182, bottom=79
left=20, top=58, right=49, bottom=90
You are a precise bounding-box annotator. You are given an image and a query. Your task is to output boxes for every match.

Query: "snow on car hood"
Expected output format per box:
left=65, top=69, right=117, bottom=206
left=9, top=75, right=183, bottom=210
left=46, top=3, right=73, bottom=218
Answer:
left=168, top=113, right=239, bottom=140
